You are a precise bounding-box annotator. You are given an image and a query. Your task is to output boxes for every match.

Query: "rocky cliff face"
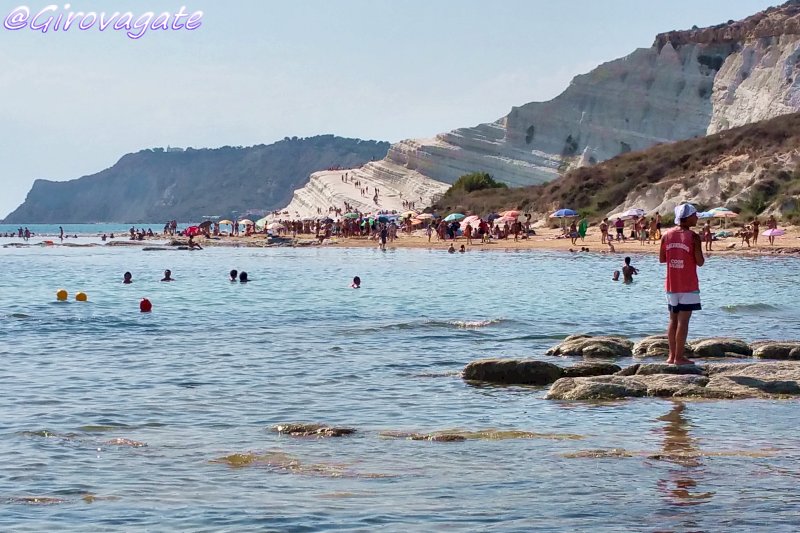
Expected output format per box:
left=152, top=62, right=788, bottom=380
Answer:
left=3, top=136, right=389, bottom=223
left=280, top=1, right=800, bottom=218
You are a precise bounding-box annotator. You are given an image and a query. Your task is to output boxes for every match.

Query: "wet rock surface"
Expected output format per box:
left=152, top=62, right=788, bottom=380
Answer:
left=462, top=359, right=562, bottom=385
left=751, top=341, right=800, bottom=360
left=547, top=361, right=800, bottom=401
left=689, top=337, right=752, bottom=358
left=546, top=335, right=634, bottom=359
left=272, top=423, right=356, bottom=438
left=561, top=362, right=622, bottom=378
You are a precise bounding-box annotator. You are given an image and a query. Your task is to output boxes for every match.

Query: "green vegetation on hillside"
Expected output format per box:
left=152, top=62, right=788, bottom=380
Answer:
left=431, top=112, right=800, bottom=220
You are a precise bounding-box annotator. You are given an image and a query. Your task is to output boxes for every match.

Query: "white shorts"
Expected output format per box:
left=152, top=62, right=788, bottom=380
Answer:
left=667, top=292, right=701, bottom=313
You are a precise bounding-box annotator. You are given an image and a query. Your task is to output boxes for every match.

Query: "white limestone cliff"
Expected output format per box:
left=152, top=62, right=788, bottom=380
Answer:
left=280, top=2, right=800, bottom=218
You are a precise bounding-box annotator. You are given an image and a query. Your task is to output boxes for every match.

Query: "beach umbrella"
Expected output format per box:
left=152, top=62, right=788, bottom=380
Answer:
left=401, top=210, right=418, bottom=218
left=239, top=219, right=253, bottom=226
left=708, top=207, right=738, bottom=228
left=198, top=220, right=213, bottom=229
left=708, top=207, right=738, bottom=218
left=444, top=213, right=465, bottom=222
left=415, top=213, right=434, bottom=220
left=762, top=228, right=786, bottom=237
left=267, top=222, right=285, bottom=231
left=343, top=212, right=360, bottom=219
left=218, top=219, right=233, bottom=225
left=550, top=209, right=578, bottom=218
left=697, top=211, right=713, bottom=219
left=487, top=213, right=501, bottom=222
left=621, top=208, right=645, bottom=219
left=500, top=210, right=520, bottom=218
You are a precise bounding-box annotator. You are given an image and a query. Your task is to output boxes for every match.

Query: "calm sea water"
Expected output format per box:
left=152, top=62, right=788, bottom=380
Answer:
left=2, top=235, right=800, bottom=531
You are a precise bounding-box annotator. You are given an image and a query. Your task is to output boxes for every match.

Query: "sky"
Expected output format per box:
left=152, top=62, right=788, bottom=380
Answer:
left=0, top=0, right=779, bottom=217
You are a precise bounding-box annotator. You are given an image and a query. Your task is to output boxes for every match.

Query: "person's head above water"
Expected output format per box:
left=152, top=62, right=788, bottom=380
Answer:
left=612, top=270, right=620, bottom=281
left=162, top=269, right=172, bottom=281
left=352, top=276, right=361, bottom=288
left=123, top=272, right=132, bottom=284
left=230, top=269, right=238, bottom=281
left=239, top=271, right=248, bottom=283
left=624, top=257, right=631, bottom=265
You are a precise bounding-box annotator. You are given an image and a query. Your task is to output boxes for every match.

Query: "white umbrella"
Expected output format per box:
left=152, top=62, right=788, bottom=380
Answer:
left=621, top=208, right=645, bottom=219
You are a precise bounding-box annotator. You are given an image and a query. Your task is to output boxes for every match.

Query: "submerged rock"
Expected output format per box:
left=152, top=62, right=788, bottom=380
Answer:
left=380, top=428, right=582, bottom=441
left=546, top=335, right=633, bottom=359
left=689, top=337, right=752, bottom=358
left=462, top=359, right=562, bottom=385
left=751, top=341, right=800, bottom=360
left=272, top=423, right=356, bottom=438
left=104, top=438, right=147, bottom=447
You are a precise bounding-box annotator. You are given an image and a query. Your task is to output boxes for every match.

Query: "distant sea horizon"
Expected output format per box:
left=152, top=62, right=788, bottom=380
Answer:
left=0, top=223, right=196, bottom=237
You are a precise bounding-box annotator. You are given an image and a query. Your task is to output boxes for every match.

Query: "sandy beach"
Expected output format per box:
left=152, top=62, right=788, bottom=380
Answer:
left=187, top=225, right=800, bottom=258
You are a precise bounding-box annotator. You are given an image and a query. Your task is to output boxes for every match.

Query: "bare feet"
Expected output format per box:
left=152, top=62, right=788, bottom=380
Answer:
left=666, top=358, right=675, bottom=365
left=673, top=358, right=695, bottom=366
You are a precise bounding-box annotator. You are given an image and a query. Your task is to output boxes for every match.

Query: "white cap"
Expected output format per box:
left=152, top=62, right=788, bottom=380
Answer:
left=674, top=203, right=697, bottom=222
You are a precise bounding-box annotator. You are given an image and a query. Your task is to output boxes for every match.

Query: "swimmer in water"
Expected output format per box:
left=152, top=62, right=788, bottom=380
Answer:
left=351, top=276, right=361, bottom=288
left=161, top=269, right=173, bottom=282
left=459, top=245, right=466, bottom=253
left=239, top=271, right=249, bottom=283
left=448, top=243, right=456, bottom=254
left=612, top=270, right=620, bottom=281
left=230, top=269, right=238, bottom=282
left=123, top=272, right=133, bottom=284
left=622, top=256, right=639, bottom=284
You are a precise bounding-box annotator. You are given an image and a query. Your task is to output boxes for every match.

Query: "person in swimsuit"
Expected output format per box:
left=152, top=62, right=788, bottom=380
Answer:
left=123, top=272, right=133, bottom=284
left=622, top=257, right=638, bottom=283
left=351, top=276, right=361, bottom=288
left=161, top=269, right=174, bottom=282
left=751, top=218, right=760, bottom=246
left=660, top=204, right=705, bottom=366
left=230, top=269, right=238, bottom=282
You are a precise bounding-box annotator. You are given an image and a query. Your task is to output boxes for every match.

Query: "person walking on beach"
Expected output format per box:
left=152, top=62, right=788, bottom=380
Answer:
left=600, top=218, right=609, bottom=244
left=767, top=215, right=778, bottom=245
left=660, top=204, right=704, bottom=366
left=751, top=217, right=760, bottom=246
left=59, top=226, right=64, bottom=241
left=702, top=221, right=713, bottom=251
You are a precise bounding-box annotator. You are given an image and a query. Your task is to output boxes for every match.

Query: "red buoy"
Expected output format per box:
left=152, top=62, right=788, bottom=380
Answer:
left=139, top=298, right=152, bottom=313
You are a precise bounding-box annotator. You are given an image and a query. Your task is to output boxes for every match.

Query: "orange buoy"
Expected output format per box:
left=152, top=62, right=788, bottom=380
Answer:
left=75, top=292, right=88, bottom=302
left=56, top=289, right=68, bottom=301
left=139, top=298, right=152, bottom=313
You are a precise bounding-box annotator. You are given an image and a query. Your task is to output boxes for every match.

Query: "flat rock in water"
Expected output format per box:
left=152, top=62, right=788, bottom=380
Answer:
left=561, top=362, right=622, bottom=378
left=751, top=341, right=800, bottom=360
left=632, top=335, right=693, bottom=359
left=462, top=359, right=562, bottom=385
left=272, top=423, right=355, bottom=438
left=547, top=361, right=800, bottom=400
left=689, top=337, right=752, bottom=358
left=546, top=335, right=633, bottom=359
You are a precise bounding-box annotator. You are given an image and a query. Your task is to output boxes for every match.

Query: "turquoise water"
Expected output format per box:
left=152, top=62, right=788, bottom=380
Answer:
left=2, top=241, right=800, bottom=531
left=0, top=224, right=175, bottom=238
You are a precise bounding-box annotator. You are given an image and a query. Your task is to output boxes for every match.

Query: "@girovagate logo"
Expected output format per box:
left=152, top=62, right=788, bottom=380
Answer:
left=3, top=4, right=204, bottom=39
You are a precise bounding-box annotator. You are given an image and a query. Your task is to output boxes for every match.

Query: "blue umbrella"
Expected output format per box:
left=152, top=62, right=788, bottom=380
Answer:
left=444, top=213, right=465, bottom=222
left=550, top=209, right=578, bottom=218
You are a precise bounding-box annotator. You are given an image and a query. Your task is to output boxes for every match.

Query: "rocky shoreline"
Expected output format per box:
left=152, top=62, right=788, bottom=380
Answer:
left=463, top=335, right=800, bottom=401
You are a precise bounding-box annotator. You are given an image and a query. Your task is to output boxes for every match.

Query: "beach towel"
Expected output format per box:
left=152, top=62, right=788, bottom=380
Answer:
left=578, top=219, right=588, bottom=239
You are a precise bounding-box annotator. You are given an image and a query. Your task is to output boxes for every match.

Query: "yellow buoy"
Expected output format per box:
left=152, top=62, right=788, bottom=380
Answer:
left=75, top=292, right=88, bottom=302
left=56, top=289, right=68, bottom=301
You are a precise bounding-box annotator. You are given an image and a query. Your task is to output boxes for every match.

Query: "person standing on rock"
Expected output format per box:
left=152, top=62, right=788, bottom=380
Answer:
left=660, top=204, right=704, bottom=366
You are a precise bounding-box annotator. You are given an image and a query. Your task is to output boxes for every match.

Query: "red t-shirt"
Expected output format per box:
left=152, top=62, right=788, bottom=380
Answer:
left=662, top=228, right=699, bottom=293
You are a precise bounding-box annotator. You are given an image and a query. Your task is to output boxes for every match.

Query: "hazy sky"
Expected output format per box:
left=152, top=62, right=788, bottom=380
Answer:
left=0, top=0, right=778, bottom=217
